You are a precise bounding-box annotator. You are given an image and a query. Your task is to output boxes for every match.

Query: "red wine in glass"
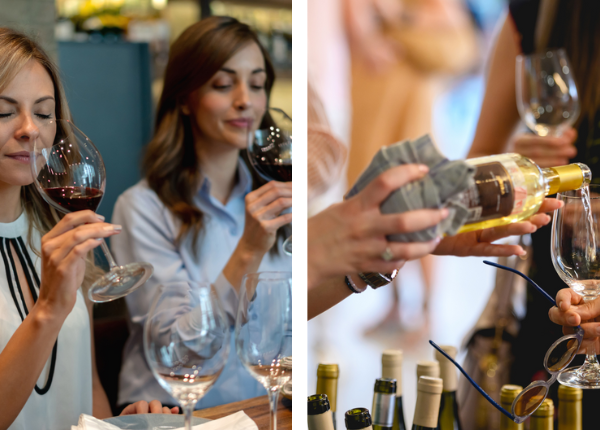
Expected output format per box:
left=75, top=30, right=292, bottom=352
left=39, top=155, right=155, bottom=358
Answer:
left=44, top=187, right=104, bottom=212
left=31, top=119, right=153, bottom=302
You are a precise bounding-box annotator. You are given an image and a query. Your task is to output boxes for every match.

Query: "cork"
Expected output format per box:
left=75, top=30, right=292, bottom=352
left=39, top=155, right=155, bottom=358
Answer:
left=416, top=360, right=440, bottom=381
left=382, top=350, right=403, bottom=396
left=435, top=345, right=458, bottom=392
left=413, top=376, right=443, bottom=428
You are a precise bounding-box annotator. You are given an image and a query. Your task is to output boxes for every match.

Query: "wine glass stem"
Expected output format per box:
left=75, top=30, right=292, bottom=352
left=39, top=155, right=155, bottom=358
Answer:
left=183, top=403, right=194, bottom=430
left=100, top=239, right=118, bottom=269
left=267, top=388, right=280, bottom=430
left=583, top=296, right=598, bottom=365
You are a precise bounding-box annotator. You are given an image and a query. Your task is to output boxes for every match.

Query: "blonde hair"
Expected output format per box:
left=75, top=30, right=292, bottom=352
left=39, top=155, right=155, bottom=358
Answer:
left=0, top=28, right=99, bottom=291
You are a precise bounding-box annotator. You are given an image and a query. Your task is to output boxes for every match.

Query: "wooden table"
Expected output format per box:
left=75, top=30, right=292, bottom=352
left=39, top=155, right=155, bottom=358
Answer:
left=193, top=395, right=292, bottom=430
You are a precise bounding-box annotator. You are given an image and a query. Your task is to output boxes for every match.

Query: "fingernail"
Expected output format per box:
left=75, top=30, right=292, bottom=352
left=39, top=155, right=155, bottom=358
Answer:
left=104, top=224, right=122, bottom=232
left=418, top=164, right=429, bottom=173
left=434, top=236, right=442, bottom=244
left=567, top=315, right=578, bottom=325
left=595, top=327, right=600, bottom=336
left=97, top=214, right=105, bottom=221
left=95, top=238, right=104, bottom=241
left=519, top=249, right=527, bottom=257
left=441, top=208, right=449, bottom=218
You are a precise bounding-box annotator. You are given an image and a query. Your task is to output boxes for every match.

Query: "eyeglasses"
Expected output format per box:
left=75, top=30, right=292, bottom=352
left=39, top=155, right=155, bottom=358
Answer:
left=430, top=260, right=583, bottom=424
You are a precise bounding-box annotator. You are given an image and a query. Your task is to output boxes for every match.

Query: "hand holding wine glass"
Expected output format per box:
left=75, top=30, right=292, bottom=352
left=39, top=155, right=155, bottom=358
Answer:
left=144, top=282, right=230, bottom=430
left=247, top=107, right=292, bottom=254
left=236, top=272, right=292, bottom=430
left=30, top=119, right=153, bottom=302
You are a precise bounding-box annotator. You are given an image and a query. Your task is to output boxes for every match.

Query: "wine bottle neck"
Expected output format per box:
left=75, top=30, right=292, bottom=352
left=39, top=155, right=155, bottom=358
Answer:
left=542, top=163, right=591, bottom=195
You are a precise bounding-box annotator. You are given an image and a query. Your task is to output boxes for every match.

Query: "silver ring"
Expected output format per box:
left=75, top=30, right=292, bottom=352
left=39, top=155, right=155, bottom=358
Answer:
left=381, top=247, right=394, bottom=262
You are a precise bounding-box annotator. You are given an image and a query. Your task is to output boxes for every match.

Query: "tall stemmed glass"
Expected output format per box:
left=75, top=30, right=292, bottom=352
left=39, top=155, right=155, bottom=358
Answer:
left=247, top=107, right=292, bottom=255
left=516, top=48, right=579, bottom=137
left=144, top=282, right=230, bottom=430
left=235, top=272, right=292, bottom=430
left=552, top=184, right=600, bottom=388
left=30, top=119, right=153, bottom=302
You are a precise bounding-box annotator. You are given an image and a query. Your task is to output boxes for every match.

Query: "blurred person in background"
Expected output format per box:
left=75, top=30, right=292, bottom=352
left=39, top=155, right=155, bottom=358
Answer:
left=346, top=0, right=480, bottom=333
left=467, top=0, right=600, bottom=423
left=0, top=28, right=176, bottom=430
left=111, top=17, right=292, bottom=411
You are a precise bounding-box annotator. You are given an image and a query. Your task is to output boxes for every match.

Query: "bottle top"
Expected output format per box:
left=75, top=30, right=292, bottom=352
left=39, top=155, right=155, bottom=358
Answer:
left=381, top=349, right=403, bottom=366
left=416, top=360, right=440, bottom=380
left=532, top=398, right=553, bottom=417
left=417, top=375, right=443, bottom=394
left=317, top=363, right=339, bottom=378
left=434, top=345, right=458, bottom=392
left=308, top=394, right=331, bottom=415
left=374, top=378, right=397, bottom=394
left=546, top=163, right=592, bottom=194
left=500, top=385, right=523, bottom=404
left=558, top=384, right=583, bottom=401
left=345, top=408, right=372, bottom=429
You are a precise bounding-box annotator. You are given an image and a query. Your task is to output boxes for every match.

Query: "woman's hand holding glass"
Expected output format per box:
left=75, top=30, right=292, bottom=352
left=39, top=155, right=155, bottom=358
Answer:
left=240, top=181, right=292, bottom=254
left=119, top=400, right=179, bottom=416
left=549, top=288, right=600, bottom=355
left=509, top=127, right=577, bottom=168
left=38, top=210, right=121, bottom=319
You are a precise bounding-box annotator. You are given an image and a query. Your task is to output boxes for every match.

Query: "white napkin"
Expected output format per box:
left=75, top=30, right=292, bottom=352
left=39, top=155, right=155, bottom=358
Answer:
left=70, top=414, right=121, bottom=430
left=174, top=411, right=258, bottom=430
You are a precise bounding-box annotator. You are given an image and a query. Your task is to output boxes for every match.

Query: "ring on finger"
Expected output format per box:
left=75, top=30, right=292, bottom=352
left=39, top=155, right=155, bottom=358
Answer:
left=381, top=246, right=394, bottom=262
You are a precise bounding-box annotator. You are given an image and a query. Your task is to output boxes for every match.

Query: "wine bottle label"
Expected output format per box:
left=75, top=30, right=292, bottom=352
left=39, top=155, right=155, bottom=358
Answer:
left=461, top=161, right=527, bottom=223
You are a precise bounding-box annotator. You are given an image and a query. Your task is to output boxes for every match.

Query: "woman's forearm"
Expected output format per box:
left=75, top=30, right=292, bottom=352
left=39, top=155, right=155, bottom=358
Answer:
left=0, top=303, right=65, bottom=430
left=222, top=243, right=265, bottom=293
left=92, top=381, right=112, bottom=419
left=308, top=276, right=358, bottom=320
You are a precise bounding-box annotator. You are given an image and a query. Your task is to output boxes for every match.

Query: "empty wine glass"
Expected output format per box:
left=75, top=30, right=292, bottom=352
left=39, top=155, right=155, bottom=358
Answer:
left=516, top=48, right=579, bottom=136
left=235, top=272, right=292, bottom=430
left=248, top=107, right=292, bottom=255
left=144, top=282, right=230, bottom=430
left=552, top=184, right=600, bottom=388
left=30, top=119, right=153, bottom=302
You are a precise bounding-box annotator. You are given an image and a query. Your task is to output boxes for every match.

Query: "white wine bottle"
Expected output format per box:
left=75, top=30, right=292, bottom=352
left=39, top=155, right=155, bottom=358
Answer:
left=412, top=376, right=443, bottom=430
left=416, top=360, right=440, bottom=383
left=457, top=155, right=591, bottom=234
left=382, top=350, right=406, bottom=430
left=500, top=385, right=524, bottom=430
left=372, top=378, right=396, bottom=430
left=435, top=346, right=462, bottom=430
left=317, top=364, right=340, bottom=429
left=530, top=398, right=553, bottom=430
left=309, top=394, right=336, bottom=430
left=346, top=408, right=374, bottom=430
left=558, top=385, right=582, bottom=430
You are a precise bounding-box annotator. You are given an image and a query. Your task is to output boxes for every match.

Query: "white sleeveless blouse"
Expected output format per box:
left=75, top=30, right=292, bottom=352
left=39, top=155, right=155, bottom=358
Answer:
left=0, top=212, right=93, bottom=430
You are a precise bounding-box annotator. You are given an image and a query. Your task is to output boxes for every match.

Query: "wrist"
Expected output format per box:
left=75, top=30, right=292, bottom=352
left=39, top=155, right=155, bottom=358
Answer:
left=344, top=274, right=368, bottom=293
left=30, top=300, right=67, bottom=331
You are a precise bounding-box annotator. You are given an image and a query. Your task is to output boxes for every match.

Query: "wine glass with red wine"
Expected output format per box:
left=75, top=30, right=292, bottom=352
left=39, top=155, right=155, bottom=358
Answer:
left=248, top=107, right=292, bottom=254
left=30, top=119, right=153, bottom=302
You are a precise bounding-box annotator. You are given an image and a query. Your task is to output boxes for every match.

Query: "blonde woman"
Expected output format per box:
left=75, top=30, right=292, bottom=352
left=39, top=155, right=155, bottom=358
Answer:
left=0, top=29, right=176, bottom=430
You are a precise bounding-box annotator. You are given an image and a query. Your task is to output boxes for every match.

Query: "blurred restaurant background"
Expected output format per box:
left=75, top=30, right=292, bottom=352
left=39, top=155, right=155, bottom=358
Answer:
left=0, top=0, right=291, bottom=414
left=307, top=0, right=517, bottom=426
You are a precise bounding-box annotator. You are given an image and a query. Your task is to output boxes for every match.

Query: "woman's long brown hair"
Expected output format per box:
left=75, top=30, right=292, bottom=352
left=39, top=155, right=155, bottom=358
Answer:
left=143, top=16, right=285, bottom=253
left=536, top=0, right=600, bottom=135
left=0, top=28, right=101, bottom=290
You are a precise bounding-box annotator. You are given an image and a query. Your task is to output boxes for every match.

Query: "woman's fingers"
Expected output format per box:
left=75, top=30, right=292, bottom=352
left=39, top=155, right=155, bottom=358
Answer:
left=247, top=184, right=292, bottom=213
left=385, top=238, right=440, bottom=262
left=247, top=181, right=292, bottom=202
left=263, top=212, right=293, bottom=231
left=537, top=198, right=563, bottom=214
left=48, top=223, right=121, bottom=263
left=556, top=288, right=583, bottom=312
left=549, top=295, right=600, bottom=327
left=367, top=208, right=449, bottom=237
left=256, top=197, right=292, bottom=220
left=43, top=210, right=105, bottom=240
left=149, top=400, right=165, bottom=414
left=120, top=401, right=149, bottom=416
left=171, top=406, right=180, bottom=414
left=359, top=164, right=429, bottom=209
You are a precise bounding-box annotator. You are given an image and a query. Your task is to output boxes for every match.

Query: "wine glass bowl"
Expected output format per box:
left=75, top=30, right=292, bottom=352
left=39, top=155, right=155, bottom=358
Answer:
left=235, top=272, right=292, bottom=430
left=144, top=282, right=230, bottom=429
left=552, top=184, right=600, bottom=388
left=247, top=108, right=293, bottom=254
left=516, top=49, right=579, bottom=137
left=30, top=119, right=153, bottom=302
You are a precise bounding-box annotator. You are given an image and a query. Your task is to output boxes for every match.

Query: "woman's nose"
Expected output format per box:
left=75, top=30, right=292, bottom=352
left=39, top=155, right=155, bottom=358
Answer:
left=233, top=84, right=252, bottom=110
left=15, top=114, right=40, bottom=141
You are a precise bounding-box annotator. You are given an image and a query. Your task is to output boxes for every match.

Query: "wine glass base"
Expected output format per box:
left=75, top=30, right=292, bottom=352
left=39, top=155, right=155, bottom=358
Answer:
left=558, top=365, right=600, bottom=389
left=88, top=262, right=154, bottom=303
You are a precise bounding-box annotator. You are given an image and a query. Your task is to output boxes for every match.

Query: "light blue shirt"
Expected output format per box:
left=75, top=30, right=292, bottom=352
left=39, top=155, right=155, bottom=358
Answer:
left=111, top=159, right=290, bottom=408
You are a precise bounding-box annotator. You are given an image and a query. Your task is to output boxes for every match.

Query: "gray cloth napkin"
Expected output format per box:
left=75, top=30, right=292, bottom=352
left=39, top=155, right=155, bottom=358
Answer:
left=345, top=135, right=476, bottom=242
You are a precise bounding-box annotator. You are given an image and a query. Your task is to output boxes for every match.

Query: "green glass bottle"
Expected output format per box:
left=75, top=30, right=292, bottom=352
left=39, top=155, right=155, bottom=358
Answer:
left=308, top=394, right=336, bottom=430
left=382, top=350, right=406, bottom=430
left=317, top=364, right=340, bottom=429
left=372, top=378, right=396, bottom=430
left=435, top=346, right=462, bottom=430
left=346, top=408, right=374, bottom=430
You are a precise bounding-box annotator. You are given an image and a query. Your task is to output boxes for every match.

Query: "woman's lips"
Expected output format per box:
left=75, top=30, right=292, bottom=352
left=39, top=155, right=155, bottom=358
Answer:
left=5, top=152, right=30, bottom=164
left=226, top=118, right=253, bottom=128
